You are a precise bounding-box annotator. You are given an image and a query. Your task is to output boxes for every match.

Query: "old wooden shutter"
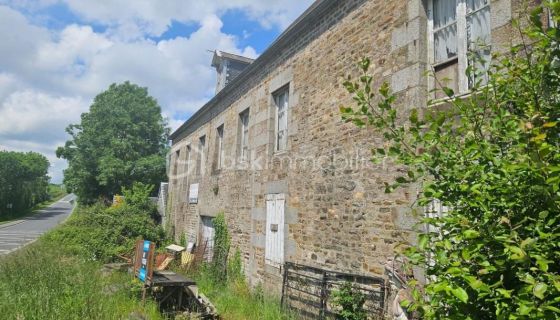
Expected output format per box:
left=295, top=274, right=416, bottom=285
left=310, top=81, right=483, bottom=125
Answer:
left=200, top=216, right=215, bottom=262
left=265, top=193, right=285, bottom=266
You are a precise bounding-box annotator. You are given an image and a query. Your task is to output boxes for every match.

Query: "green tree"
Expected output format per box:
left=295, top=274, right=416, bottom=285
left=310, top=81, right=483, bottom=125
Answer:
left=57, top=82, right=169, bottom=204
left=342, top=4, right=559, bottom=320
left=0, top=151, right=50, bottom=216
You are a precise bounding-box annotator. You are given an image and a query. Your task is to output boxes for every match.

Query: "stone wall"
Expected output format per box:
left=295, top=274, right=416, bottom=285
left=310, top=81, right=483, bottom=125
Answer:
left=167, top=0, right=518, bottom=291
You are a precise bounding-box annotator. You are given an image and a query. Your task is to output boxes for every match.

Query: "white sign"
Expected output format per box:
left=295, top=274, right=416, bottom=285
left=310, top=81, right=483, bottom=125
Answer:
left=189, top=183, right=199, bottom=204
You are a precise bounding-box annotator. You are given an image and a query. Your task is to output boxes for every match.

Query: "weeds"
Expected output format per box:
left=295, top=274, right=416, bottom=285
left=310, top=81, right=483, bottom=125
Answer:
left=44, top=203, right=165, bottom=262
left=0, top=241, right=162, bottom=320
left=331, top=282, right=367, bottom=320
left=190, top=265, right=296, bottom=320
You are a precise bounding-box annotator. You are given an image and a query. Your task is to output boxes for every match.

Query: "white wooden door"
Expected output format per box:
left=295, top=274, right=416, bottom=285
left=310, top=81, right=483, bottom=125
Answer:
left=265, top=194, right=285, bottom=266
left=200, top=216, right=215, bottom=262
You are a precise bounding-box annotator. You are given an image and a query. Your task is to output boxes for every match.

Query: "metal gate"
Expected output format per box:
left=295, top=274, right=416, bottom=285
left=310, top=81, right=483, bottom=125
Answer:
left=281, top=262, right=388, bottom=319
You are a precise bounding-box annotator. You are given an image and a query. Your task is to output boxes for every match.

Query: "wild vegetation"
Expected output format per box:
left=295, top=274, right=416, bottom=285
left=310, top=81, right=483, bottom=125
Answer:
left=0, top=184, right=165, bottom=319
left=56, top=82, right=169, bottom=204
left=331, top=282, right=367, bottom=320
left=0, top=151, right=50, bottom=217
left=178, top=213, right=296, bottom=320
left=45, top=183, right=165, bottom=262
left=0, top=243, right=162, bottom=320
left=342, top=4, right=560, bottom=319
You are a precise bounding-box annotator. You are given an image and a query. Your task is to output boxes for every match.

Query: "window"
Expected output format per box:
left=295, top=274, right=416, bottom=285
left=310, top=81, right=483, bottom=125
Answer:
left=172, top=150, right=180, bottom=183
left=433, top=0, right=458, bottom=64
left=185, top=145, right=191, bottom=175
left=425, top=199, right=450, bottom=234
left=265, top=194, right=285, bottom=266
left=216, top=125, right=224, bottom=169
left=239, top=109, right=250, bottom=161
left=273, top=87, right=289, bottom=152
left=430, top=0, right=491, bottom=94
left=197, top=136, right=206, bottom=175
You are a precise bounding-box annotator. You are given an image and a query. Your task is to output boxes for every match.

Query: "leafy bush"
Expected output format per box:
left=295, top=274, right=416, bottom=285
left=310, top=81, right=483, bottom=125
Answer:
left=210, top=213, right=230, bottom=283
left=121, top=182, right=156, bottom=212
left=342, top=4, right=560, bottom=319
left=331, top=282, right=367, bottom=320
left=45, top=203, right=165, bottom=262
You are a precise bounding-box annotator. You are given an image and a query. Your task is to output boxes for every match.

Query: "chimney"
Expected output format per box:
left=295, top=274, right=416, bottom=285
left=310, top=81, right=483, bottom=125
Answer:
left=211, top=50, right=254, bottom=94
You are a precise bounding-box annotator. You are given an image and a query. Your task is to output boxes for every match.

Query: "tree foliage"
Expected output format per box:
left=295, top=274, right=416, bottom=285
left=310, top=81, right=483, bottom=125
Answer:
left=342, top=4, right=560, bottom=319
left=57, top=82, right=169, bottom=204
left=0, top=151, right=50, bottom=216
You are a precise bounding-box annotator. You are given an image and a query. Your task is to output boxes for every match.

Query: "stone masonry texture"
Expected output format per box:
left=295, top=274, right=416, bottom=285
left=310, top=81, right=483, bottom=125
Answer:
left=167, top=0, right=520, bottom=291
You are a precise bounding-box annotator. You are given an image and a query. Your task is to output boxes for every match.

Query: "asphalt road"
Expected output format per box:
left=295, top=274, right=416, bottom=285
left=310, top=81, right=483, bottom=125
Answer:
left=0, top=194, right=76, bottom=256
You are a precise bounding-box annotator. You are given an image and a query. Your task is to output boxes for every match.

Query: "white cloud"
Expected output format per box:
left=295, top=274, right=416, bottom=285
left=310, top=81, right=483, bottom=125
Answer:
left=36, top=24, right=113, bottom=73
left=0, top=90, right=87, bottom=138
left=60, top=0, right=313, bottom=38
left=0, top=1, right=313, bottom=183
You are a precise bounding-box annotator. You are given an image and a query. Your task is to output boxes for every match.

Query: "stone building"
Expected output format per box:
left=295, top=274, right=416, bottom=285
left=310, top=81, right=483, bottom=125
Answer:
left=167, top=0, right=525, bottom=290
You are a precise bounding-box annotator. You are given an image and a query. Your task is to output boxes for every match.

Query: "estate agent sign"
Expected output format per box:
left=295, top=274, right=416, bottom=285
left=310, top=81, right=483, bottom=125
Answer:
left=134, top=239, right=155, bottom=285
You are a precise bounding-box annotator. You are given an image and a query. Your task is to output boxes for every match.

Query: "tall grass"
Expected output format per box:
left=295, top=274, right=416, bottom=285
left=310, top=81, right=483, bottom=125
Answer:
left=181, top=262, right=298, bottom=320
left=0, top=241, right=162, bottom=320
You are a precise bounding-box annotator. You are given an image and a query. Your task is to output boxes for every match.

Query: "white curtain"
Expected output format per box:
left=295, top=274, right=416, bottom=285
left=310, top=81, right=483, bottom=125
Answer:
left=467, top=1, right=491, bottom=50
left=433, top=0, right=457, bottom=28
left=433, top=0, right=458, bottom=63
left=467, top=0, right=491, bottom=85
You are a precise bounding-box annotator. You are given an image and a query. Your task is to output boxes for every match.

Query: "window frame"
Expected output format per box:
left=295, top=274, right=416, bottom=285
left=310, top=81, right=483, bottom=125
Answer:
left=428, top=0, right=491, bottom=95
left=185, top=145, right=191, bottom=176
left=173, top=149, right=180, bottom=184
left=273, top=86, right=290, bottom=153
left=197, top=135, right=206, bottom=176
left=239, top=109, right=250, bottom=162
left=216, top=125, right=224, bottom=170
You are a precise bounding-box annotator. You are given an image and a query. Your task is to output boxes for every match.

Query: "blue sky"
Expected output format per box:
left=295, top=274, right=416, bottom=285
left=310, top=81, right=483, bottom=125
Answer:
left=0, top=0, right=313, bottom=183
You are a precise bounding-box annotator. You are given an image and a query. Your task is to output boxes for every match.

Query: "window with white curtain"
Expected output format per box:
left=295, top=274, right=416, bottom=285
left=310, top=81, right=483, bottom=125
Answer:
left=274, top=87, right=289, bottom=152
left=430, top=0, right=491, bottom=92
left=433, top=0, right=458, bottom=63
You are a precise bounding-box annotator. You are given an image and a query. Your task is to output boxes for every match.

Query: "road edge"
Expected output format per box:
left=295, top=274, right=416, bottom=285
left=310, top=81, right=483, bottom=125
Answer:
left=0, top=195, right=77, bottom=255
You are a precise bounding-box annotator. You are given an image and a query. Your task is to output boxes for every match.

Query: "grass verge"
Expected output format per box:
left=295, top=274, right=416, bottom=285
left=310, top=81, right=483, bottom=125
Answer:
left=182, top=266, right=297, bottom=320
left=0, top=189, right=166, bottom=320
left=0, top=240, right=162, bottom=320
